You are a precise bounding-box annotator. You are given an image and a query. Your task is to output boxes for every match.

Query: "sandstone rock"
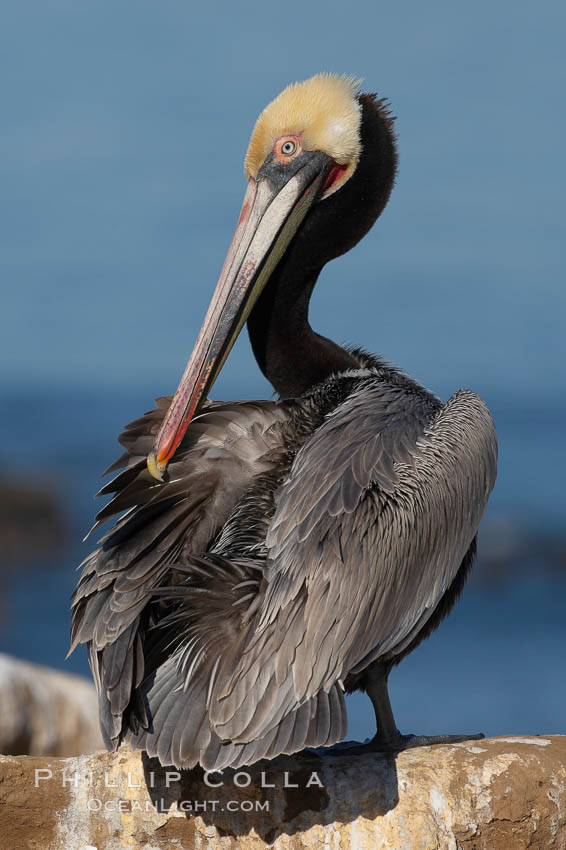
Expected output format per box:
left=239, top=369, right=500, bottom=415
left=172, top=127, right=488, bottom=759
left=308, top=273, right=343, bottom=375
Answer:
left=0, top=653, right=103, bottom=758
left=0, top=736, right=565, bottom=848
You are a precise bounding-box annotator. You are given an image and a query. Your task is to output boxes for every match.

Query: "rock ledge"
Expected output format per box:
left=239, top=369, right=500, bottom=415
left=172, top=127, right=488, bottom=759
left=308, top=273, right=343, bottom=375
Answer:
left=1, top=735, right=565, bottom=849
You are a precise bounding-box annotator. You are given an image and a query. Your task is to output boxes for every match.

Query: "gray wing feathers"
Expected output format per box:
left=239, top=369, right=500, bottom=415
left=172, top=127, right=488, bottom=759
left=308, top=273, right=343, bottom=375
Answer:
left=268, top=384, right=436, bottom=544
left=72, top=378, right=496, bottom=767
left=128, top=651, right=346, bottom=770
left=209, top=385, right=497, bottom=742
left=70, top=398, right=289, bottom=747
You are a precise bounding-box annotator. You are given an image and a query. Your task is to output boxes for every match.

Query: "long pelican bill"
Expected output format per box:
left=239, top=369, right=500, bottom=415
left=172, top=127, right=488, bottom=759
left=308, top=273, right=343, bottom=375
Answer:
left=147, top=152, right=333, bottom=480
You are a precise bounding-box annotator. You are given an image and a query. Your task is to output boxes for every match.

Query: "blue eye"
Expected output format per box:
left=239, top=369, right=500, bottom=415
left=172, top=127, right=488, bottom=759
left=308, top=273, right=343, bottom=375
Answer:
left=281, top=140, right=296, bottom=155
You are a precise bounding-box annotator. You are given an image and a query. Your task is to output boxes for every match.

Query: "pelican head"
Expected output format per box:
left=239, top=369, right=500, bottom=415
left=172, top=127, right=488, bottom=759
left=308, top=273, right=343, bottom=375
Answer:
left=148, top=74, right=396, bottom=480
left=245, top=73, right=363, bottom=197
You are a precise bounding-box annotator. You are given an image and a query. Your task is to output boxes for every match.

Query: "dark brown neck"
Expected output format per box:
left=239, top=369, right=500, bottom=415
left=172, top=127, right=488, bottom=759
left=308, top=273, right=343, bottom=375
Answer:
left=247, top=261, right=357, bottom=399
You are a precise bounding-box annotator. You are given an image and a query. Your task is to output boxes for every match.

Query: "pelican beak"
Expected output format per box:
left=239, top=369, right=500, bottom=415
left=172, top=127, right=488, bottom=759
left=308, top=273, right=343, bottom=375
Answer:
left=147, top=151, right=333, bottom=480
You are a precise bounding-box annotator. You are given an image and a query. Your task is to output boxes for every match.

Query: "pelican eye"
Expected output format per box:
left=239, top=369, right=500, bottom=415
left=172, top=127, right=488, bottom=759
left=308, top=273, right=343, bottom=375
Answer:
left=281, top=140, right=296, bottom=156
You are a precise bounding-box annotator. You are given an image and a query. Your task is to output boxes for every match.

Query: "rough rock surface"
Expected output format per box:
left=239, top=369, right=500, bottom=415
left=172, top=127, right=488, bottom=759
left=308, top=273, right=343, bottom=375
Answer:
left=0, top=653, right=103, bottom=758
left=0, top=736, right=565, bottom=849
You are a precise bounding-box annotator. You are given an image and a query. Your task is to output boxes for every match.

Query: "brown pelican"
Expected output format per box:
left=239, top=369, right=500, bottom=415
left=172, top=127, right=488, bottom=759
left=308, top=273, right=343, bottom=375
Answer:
left=70, top=73, right=497, bottom=771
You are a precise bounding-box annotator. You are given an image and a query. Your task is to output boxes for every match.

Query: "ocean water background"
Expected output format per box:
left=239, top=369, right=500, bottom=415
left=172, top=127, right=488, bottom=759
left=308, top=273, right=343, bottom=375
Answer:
left=1, top=0, right=564, bottom=743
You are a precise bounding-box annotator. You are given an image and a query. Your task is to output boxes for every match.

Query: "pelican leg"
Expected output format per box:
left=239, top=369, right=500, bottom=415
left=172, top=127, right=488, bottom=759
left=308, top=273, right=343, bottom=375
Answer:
left=365, top=662, right=404, bottom=749
left=364, top=662, right=484, bottom=752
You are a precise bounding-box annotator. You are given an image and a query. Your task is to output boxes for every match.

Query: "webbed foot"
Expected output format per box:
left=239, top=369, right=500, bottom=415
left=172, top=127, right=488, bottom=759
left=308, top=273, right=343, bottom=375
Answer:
left=343, top=730, right=484, bottom=756
left=374, top=730, right=485, bottom=752
left=394, top=731, right=484, bottom=750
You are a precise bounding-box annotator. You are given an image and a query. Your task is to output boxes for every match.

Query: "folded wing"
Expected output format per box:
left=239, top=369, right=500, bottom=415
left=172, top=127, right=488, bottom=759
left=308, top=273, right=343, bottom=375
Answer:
left=208, top=383, right=497, bottom=743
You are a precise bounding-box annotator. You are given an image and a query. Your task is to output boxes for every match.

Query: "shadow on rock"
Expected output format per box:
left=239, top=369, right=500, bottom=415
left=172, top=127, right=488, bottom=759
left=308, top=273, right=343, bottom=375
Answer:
left=141, top=744, right=398, bottom=843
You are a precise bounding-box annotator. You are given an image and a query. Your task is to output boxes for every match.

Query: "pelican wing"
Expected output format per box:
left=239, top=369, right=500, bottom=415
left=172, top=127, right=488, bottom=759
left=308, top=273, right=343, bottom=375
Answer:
left=70, top=397, right=289, bottom=747
left=209, top=381, right=497, bottom=742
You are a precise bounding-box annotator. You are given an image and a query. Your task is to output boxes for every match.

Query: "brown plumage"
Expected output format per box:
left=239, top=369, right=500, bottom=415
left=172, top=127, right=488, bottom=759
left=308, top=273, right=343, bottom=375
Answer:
left=70, top=74, right=497, bottom=770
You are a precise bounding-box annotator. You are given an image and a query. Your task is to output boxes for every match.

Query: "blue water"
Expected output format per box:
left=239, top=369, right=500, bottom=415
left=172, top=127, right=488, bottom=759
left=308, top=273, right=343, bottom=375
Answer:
left=1, top=0, right=565, bottom=742
left=1, top=386, right=564, bottom=741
